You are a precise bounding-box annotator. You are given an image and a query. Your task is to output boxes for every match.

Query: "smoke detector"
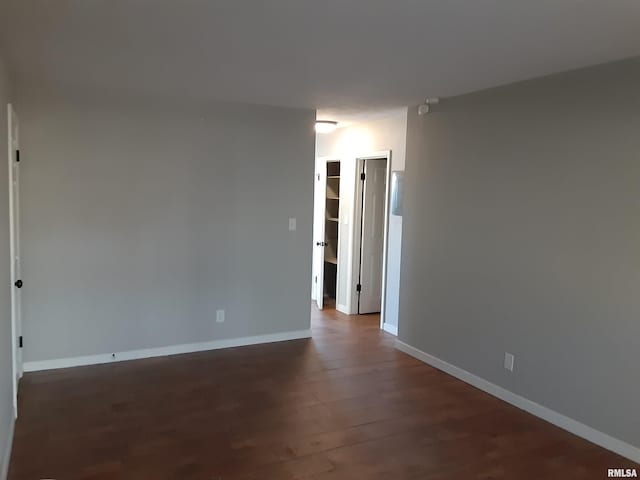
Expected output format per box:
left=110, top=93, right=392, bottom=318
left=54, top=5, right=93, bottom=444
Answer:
left=418, top=98, right=440, bottom=115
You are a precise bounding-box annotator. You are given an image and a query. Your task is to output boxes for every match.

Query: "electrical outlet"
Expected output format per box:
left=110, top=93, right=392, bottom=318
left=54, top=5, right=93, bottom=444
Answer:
left=288, top=218, right=297, bottom=231
left=216, top=309, right=225, bottom=323
left=504, top=352, right=515, bottom=372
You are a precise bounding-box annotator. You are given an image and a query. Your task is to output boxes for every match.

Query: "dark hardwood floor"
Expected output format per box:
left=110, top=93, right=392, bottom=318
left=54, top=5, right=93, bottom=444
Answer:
left=8, top=305, right=637, bottom=479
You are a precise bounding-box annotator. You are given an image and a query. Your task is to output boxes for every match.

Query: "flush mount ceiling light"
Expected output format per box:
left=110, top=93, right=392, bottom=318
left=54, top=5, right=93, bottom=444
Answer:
left=315, top=120, right=338, bottom=133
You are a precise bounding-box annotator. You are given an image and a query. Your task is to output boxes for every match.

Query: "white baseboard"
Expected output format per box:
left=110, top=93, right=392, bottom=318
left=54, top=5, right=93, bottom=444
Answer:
left=24, top=329, right=312, bottom=372
left=382, top=323, right=398, bottom=336
left=395, top=340, right=640, bottom=464
left=1, top=416, right=14, bottom=480
left=336, top=303, right=350, bottom=315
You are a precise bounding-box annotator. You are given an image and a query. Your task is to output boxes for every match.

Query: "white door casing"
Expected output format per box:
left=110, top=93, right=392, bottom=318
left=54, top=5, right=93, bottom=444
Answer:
left=8, top=103, right=22, bottom=416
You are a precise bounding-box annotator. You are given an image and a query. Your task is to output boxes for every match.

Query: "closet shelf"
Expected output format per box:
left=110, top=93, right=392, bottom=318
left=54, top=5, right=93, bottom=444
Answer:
left=326, top=217, right=339, bottom=222
left=324, top=257, right=338, bottom=265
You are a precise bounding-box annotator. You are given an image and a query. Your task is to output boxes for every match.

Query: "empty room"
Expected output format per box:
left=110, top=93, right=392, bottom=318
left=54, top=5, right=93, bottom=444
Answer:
left=1, top=1, right=639, bottom=479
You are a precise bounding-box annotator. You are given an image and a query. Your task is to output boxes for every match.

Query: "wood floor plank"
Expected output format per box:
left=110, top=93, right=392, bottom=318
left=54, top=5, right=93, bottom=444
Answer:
left=7, top=304, right=638, bottom=479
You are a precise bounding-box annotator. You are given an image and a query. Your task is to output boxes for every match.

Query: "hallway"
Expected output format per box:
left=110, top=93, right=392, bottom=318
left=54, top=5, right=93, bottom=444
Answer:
left=7, top=306, right=634, bottom=479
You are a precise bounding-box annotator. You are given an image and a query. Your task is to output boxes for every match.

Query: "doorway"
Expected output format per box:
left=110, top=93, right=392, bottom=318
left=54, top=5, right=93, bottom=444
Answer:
left=313, top=159, right=341, bottom=310
left=311, top=152, right=392, bottom=329
left=7, top=103, right=22, bottom=416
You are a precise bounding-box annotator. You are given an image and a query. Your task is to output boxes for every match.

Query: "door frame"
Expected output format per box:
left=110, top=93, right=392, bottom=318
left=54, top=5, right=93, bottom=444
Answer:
left=352, top=151, right=391, bottom=329
left=7, top=103, right=21, bottom=417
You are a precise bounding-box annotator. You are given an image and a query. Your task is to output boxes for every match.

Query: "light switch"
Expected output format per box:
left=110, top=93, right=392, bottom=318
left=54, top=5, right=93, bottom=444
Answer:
left=288, top=218, right=297, bottom=231
left=504, top=352, right=515, bottom=372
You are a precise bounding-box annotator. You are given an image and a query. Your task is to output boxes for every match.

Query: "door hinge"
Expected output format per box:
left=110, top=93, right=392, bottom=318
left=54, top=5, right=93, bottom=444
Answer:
left=15, top=149, right=20, bottom=163
left=360, top=172, right=365, bottom=181
left=315, top=276, right=318, bottom=284
left=19, top=336, right=23, bottom=348
left=356, top=283, right=362, bottom=293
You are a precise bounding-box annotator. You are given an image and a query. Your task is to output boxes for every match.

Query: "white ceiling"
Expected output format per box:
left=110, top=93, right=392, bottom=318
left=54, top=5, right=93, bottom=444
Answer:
left=2, top=0, right=640, bottom=112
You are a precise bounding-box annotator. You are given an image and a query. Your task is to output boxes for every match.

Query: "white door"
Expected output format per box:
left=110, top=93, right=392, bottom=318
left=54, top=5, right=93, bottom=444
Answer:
left=358, top=159, right=386, bottom=314
left=8, top=103, right=22, bottom=415
left=313, top=160, right=327, bottom=309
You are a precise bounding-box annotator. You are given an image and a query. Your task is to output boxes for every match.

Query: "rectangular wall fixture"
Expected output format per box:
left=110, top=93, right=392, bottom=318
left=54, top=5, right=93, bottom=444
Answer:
left=391, top=171, right=404, bottom=216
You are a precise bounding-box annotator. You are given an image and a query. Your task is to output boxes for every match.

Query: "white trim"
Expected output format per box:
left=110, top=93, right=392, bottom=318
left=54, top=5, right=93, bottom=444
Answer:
left=335, top=303, right=349, bottom=315
left=395, top=340, right=640, bottom=463
left=7, top=103, right=21, bottom=416
left=1, top=417, right=14, bottom=480
left=24, top=330, right=312, bottom=372
left=352, top=151, right=392, bottom=321
left=382, top=323, right=398, bottom=336
left=379, top=152, right=392, bottom=328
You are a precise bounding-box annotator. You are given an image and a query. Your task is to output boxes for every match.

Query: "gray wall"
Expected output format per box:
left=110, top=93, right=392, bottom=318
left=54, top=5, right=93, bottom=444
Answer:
left=400, top=57, right=640, bottom=448
left=0, top=57, right=14, bottom=478
left=18, top=93, right=315, bottom=362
